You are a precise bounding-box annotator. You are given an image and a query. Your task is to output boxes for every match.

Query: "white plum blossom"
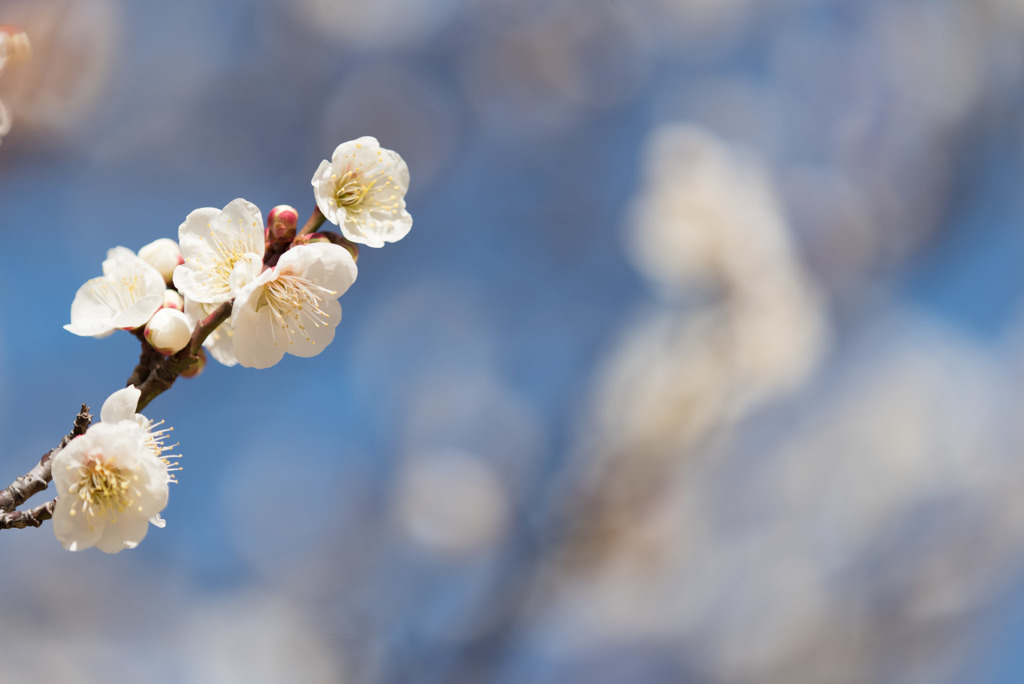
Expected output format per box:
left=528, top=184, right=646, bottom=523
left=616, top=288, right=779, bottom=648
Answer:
left=231, top=243, right=357, bottom=369
left=138, top=237, right=184, bottom=284
left=173, top=198, right=265, bottom=304
left=144, top=308, right=194, bottom=355
left=51, top=386, right=175, bottom=553
left=64, top=247, right=167, bottom=338
left=311, top=136, right=412, bottom=248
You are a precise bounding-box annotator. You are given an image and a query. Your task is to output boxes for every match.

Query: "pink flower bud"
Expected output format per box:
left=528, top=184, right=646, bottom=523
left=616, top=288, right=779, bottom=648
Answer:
left=138, top=238, right=184, bottom=284
left=162, top=289, right=185, bottom=311
left=144, top=308, right=193, bottom=355
left=266, top=205, right=298, bottom=243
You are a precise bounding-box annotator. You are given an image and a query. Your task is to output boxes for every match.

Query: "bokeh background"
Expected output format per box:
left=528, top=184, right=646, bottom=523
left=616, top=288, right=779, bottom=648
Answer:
left=2, top=0, right=1024, bottom=681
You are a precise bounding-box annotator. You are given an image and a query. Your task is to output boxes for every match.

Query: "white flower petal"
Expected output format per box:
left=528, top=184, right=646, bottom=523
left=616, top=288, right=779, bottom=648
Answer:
left=100, top=386, right=142, bottom=424
left=277, top=243, right=358, bottom=296
left=67, top=249, right=166, bottom=337
left=287, top=297, right=341, bottom=358
left=231, top=299, right=287, bottom=369
left=111, top=294, right=164, bottom=330
left=52, top=495, right=103, bottom=552
left=95, top=514, right=151, bottom=554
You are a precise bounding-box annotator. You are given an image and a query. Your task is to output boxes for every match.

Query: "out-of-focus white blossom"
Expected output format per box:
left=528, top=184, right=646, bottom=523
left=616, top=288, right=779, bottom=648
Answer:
left=312, top=136, right=412, bottom=248
left=627, top=124, right=800, bottom=298
left=0, top=28, right=30, bottom=146
left=396, top=449, right=510, bottom=556
left=51, top=386, right=174, bottom=554
left=138, top=238, right=183, bottom=284
left=231, top=243, right=357, bottom=369
left=64, top=247, right=166, bottom=338
left=144, top=308, right=194, bottom=355
left=173, top=198, right=265, bottom=304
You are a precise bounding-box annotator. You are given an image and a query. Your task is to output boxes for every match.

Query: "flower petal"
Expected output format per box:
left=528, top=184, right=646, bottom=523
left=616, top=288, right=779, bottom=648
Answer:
left=52, top=496, right=103, bottom=552
left=95, top=513, right=151, bottom=554
left=100, top=386, right=142, bottom=424
left=231, top=294, right=288, bottom=369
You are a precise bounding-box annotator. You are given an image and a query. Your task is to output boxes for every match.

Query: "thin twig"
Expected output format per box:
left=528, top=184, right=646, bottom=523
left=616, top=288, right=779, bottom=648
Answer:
left=0, top=499, right=56, bottom=529
left=0, top=404, right=92, bottom=513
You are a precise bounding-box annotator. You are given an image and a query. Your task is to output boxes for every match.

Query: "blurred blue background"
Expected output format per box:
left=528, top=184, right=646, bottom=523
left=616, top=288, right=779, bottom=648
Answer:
left=3, top=0, right=1024, bottom=681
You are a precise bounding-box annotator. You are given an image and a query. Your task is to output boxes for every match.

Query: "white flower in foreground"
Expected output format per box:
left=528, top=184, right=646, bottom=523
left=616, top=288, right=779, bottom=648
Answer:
left=312, top=136, right=412, bottom=248
left=173, top=198, right=265, bottom=304
left=138, top=237, right=184, bottom=284
left=64, top=247, right=167, bottom=338
left=144, top=307, right=194, bottom=354
left=51, top=386, right=175, bottom=553
left=231, top=243, right=357, bottom=369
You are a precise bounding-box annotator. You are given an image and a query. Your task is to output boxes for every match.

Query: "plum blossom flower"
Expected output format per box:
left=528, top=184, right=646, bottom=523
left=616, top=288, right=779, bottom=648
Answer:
left=64, top=247, right=166, bottom=338
left=51, top=386, right=176, bottom=553
left=231, top=243, right=358, bottom=369
left=173, top=198, right=265, bottom=304
left=311, top=136, right=412, bottom=248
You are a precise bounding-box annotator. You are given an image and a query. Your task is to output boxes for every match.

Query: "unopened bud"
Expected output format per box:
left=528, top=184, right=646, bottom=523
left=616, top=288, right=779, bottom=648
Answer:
left=162, top=289, right=185, bottom=311
left=181, top=348, right=207, bottom=378
left=144, top=308, right=193, bottom=355
left=266, top=205, right=298, bottom=243
left=139, top=238, right=184, bottom=284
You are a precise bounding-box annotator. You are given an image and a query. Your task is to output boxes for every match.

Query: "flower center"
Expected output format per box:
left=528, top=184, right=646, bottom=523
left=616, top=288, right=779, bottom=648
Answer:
left=68, top=452, right=136, bottom=525
left=257, top=272, right=336, bottom=346
left=91, top=273, right=145, bottom=313
left=334, top=170, right=377, bottom=210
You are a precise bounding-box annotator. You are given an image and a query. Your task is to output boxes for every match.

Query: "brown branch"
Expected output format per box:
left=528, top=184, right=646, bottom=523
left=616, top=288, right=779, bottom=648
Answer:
left=0, top=403, right=92, bottom=513
left=125, top=328, right=163, bottom=389
left=0, top=499, right=56, bottom=529
left=133, top=300, right=233, bottom=412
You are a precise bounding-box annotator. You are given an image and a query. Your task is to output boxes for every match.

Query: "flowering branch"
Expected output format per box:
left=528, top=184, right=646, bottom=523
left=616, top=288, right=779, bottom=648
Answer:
left=0, top=404, right=92, bottom=514
left=4, top=136, right=412, bottom=553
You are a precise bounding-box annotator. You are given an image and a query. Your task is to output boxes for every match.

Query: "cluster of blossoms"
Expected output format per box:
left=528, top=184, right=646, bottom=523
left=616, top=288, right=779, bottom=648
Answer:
left=43, top=136, right=413, bottom=552
left=0, top=25, right=31, bottom=145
